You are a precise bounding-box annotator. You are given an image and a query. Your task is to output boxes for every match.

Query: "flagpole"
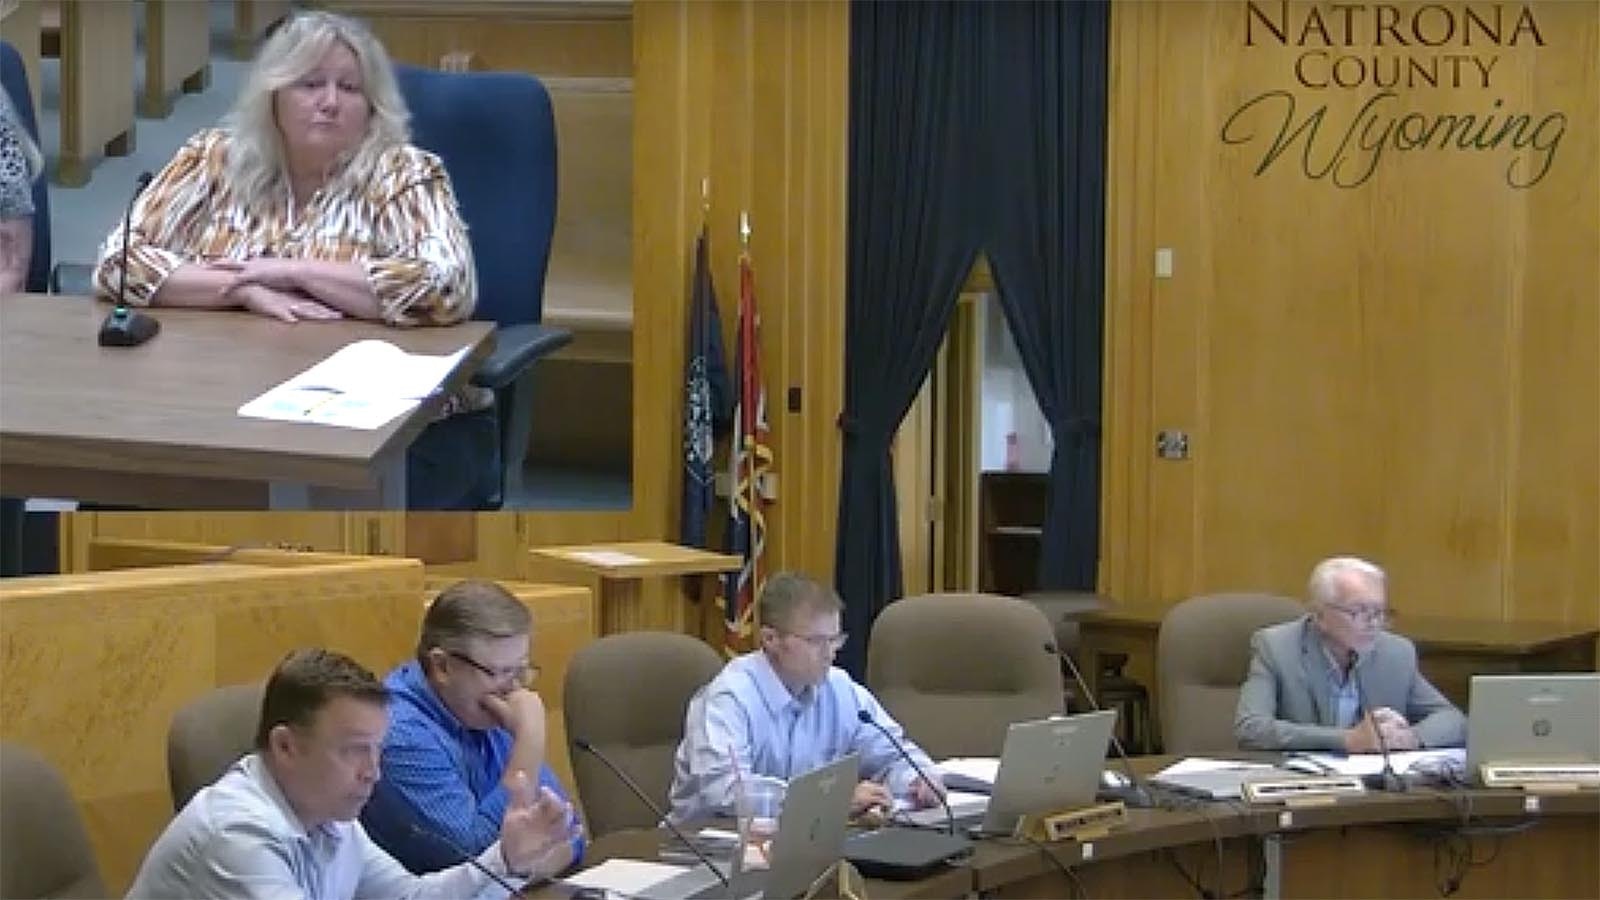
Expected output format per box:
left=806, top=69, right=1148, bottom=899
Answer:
left=738, top=210, right=757, bottom=602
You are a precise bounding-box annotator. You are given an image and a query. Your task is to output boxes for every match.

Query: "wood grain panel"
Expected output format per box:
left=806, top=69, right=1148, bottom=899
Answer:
left=1102, top=1, right=1599, bottom=626
left=0, top=558, right=426, bottom=893
left=142, top=0, right=210, bottom=118
left=323, top=0, right=631, bottom=76
left=55, top=0, right=135, bottom=186
left=631, top=0, right=849, bottom=587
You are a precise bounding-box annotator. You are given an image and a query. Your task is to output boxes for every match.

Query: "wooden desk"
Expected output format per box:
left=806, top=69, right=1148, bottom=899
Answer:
left=527, top=541, right=741, bottom=635
left=0, top=294, right=492, bottom=509
left=542, top=828, right=973, bottom=900
left=1078, top=604, right=1599, bottom=752
left=974, top=785, right=1600, bottom=899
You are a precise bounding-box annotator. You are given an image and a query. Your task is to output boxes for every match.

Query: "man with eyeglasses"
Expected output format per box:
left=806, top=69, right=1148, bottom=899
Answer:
left=361, top=580, right=585, bottom=873
left=667, top=571, right=946, bottom=823
left=1236, top=556, right=1465, bottom=752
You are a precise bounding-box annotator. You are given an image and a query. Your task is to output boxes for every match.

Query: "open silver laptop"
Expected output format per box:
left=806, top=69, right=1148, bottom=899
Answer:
left=1466, top=674, right=1600, bottom=784
left=980, top=710, right=1117, bottom=833
left=639, top=753, right=859, bottom=900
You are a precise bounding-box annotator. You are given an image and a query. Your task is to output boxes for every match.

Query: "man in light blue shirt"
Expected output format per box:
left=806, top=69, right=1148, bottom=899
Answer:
left=362, top=580, right=584, bottom=873
left=669, top=572, right=945, bottom=823
left=128, top=648, right=576, bottom=899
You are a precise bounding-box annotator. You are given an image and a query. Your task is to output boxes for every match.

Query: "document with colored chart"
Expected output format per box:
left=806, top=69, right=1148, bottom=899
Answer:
left=238, top=339, right=470, bottom=429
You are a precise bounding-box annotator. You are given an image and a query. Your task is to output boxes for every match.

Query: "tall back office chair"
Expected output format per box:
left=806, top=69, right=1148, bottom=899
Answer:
left=0, top=742, right=108, bottom=899
left=167, top=682, right=265, bottom=811
left=1158, top=592, right=1304, bottom=754
left=562, top=632, right=723, bottom=836
left=867, top=593, right=1064, bottom=759
left=395, top=66, right=572, bottom=509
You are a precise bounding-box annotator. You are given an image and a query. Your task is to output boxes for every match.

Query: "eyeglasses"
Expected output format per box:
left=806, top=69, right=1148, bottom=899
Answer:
left=1326, top=603, right=1391, bottom=626
left=782, top=631, right=848, bottom=651
left=447, top=650, right=539, bottom=686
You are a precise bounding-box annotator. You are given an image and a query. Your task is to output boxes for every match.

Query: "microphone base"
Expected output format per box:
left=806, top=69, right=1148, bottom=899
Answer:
left=1360, top=772, right=1408, bottom=792
left=98, top=307, right=160, bottom=347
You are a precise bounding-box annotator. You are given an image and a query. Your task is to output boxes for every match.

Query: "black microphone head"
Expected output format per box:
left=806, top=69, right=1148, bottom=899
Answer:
left=1043, top=642, right=1058, bottom=655
left=857, top=709, right=873, bottom=723
left=135, top=171, right=154, bottom=191
left=573, top=737, right=594, bottom=753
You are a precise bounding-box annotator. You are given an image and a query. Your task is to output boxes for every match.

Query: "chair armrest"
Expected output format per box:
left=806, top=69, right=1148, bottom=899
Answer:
left=470, top=322, right=573, bottom=390
left=49, top=262, right=96, bottom=296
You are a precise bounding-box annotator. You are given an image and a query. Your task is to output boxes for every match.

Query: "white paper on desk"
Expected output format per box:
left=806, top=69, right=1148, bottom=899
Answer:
left=900, top=790, right=990, bottom=827
left=937, top=757, right=1001, bottom=792
left=567, top=549, right=649, bottom=567
left=1155, top=757, right=1277, bottom=777
left=1295, top=748, right=1465, bottom=777
left=238, top=340, right=469, bottom=429
left=561, top=859, right=695, bottom=895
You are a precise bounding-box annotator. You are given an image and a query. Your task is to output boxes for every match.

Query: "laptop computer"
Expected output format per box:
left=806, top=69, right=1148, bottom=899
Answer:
left=1466, top=674, right=1600, bottom=784
left=635, top=754, right=860, bottom=900
left=902, top=710, right=1117, bottom=835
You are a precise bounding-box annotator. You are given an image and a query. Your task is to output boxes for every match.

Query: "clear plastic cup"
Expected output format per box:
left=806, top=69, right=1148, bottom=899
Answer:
left=735, top=781, right=785, bottom=872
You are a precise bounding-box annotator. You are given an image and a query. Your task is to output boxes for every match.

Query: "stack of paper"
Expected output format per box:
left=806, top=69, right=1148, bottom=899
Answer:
left=937, top=757, right=1001, bottom=793
left=238, top=339, right=469, bottom=430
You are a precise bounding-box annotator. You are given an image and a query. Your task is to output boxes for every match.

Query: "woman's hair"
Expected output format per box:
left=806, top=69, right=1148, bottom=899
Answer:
left=224, top=10, right=409, bottom=215
left=0, top=89, right=44, bottom=182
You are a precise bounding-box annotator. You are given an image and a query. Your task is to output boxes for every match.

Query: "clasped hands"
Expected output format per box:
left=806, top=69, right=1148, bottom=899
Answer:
left=1345, top=706, right=1420, bottom=753
left=207, top=258, right=343, bottom=323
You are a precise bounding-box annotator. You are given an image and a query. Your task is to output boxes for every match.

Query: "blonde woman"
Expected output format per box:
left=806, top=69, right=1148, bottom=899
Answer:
left=93, top=11, right=495, bottom=509
left=0, top=87, right=43, bottom=295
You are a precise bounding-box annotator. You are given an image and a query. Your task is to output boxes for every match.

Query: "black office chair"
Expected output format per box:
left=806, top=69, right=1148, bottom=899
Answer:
left=396, top=65, right=573, bottom=509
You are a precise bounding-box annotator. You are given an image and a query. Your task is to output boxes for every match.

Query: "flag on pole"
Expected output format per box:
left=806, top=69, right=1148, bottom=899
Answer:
left=680, top=225, right=728, bottom=548
left=723, top=231, right=772, bottom=655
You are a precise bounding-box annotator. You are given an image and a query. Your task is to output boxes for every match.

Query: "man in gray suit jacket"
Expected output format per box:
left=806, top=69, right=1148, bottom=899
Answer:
left=1235, top=556, right=1466, bottom=752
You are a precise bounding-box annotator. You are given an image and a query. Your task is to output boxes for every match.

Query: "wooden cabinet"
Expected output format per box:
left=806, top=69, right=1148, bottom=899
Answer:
left=979, top=471, right=1048, bottom=596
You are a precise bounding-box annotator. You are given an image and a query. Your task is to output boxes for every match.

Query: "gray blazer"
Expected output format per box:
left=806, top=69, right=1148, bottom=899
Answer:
left=1234, top=616, right=1465, bottom=751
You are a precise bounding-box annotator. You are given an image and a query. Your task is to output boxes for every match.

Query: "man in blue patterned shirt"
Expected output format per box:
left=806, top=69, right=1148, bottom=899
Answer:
left=668, top=572, right=946, bottom=823
left=362, top=580, right=585, bottom=873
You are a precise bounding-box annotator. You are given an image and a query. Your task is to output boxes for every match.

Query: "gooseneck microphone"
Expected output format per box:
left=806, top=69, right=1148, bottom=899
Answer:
left=406, top=822, right=525, bottom=897
left=99, top=171, right=160, bottom=347
left=1350, top=652, right=1405, bottom=792
left=1046, top=642, right=1156, bottom=808
left=571, top=737, right=730, bottom=886
left=855, top=708, right=958, bottom=836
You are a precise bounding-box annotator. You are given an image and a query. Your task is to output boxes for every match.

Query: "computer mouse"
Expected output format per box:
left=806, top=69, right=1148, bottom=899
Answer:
left=1100, top=769, right=1131, bottom=790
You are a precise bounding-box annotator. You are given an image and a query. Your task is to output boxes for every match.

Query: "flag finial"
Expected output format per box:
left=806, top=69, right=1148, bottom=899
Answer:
left=739, top=211, right=751, bottom=248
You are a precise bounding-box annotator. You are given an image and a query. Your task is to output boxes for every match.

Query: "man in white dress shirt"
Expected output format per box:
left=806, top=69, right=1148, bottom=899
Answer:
left=128, top=648, right=575, bottom=899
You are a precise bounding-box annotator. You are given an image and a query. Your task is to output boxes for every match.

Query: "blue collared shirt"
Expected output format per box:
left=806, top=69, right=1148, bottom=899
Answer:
left=128, top=754, right=520, bottom=900
left=668, top=651, right=940, bottom=823
left=1313, top=634, right=1363, bottom=729
left=361, top=661, right=585, bottom=873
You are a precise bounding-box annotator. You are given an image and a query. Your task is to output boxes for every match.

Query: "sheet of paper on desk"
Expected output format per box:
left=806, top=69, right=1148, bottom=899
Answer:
left=238, top=340, right=469, bottom=429
left=561, top=859, right=695, bottom=895
left=938, top=757, right=1000, bottom=792
left=567, top=549, right=649, bottom=567
left=1155, top=757, right=1277, bottom=778
left=1296, top=748, right=1465, bottom=776
left=296, top=340, right=469, bottom=399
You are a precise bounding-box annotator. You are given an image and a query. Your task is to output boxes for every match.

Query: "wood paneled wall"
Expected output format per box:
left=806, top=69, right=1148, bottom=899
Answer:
left=1101, top=1, right=1599, bottom=625
left=631, top=0, right=850, bottom=584
left=0, top=557, right=427, bottom=893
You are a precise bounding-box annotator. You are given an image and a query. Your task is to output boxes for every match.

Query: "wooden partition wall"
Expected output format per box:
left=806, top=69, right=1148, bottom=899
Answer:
left=0, top=555, right=425, bottom=892
left=4, top=541, right=596, bottom=893
left=1101, top=0, right=1598, bottom=627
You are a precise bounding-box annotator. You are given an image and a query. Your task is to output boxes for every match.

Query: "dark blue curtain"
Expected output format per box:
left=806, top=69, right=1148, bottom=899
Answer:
left=835, top=0, right=1109, bottom=673
left=834, top=0, right=985, bottom=676
left=984, top=2, right=1109, bottom=591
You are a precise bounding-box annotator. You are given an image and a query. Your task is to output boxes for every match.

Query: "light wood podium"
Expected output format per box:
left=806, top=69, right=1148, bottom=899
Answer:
left=528, top=541, right=741, bottom=635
